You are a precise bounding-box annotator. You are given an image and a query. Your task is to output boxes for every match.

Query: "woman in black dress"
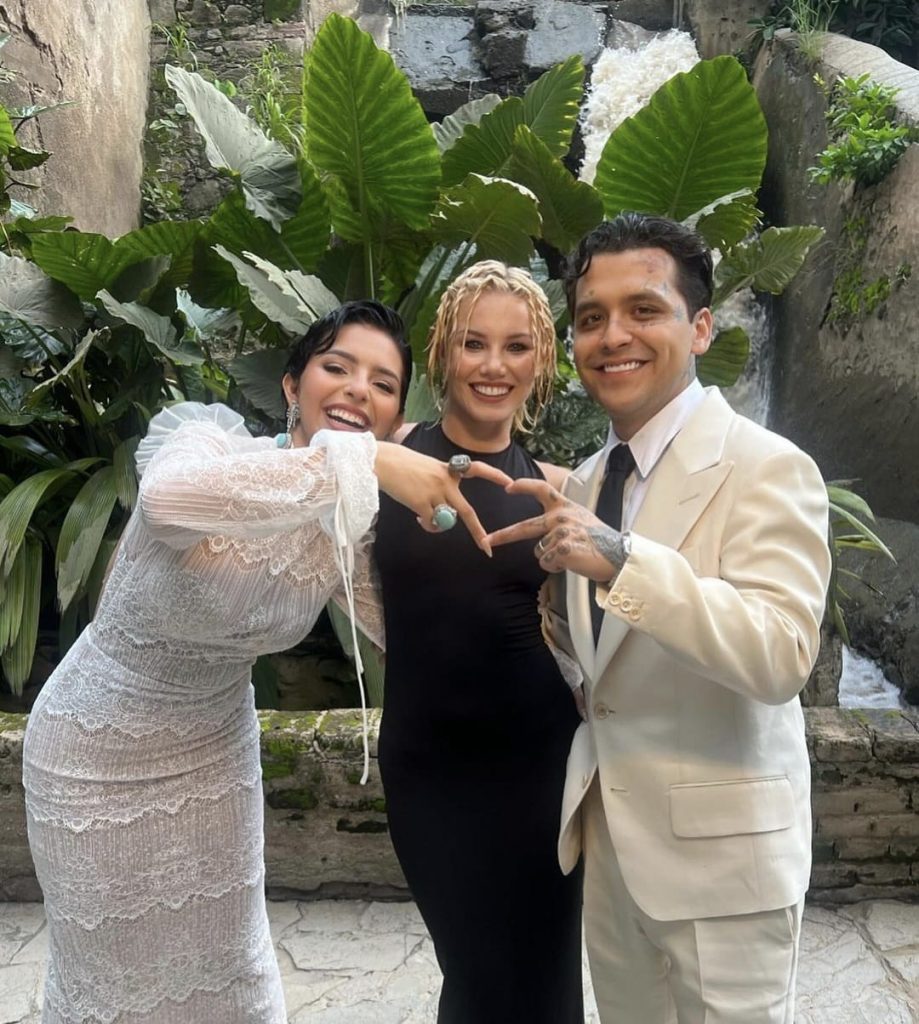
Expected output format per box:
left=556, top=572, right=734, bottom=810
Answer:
left=374, top=262, right=584, bottom=1023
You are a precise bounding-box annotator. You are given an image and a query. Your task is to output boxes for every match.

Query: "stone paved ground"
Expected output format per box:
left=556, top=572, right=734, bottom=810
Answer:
left=1, top=899, right=917, bottom=1023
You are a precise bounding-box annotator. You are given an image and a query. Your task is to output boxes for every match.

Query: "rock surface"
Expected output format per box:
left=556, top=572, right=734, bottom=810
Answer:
left=755, top=35, right=919, bottom=525
left=2, top=898, right=918, bottom=1023
left=0, top=0, right=151, bottom=235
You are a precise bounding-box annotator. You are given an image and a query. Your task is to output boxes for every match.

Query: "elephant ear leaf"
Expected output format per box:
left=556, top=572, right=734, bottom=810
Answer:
left=442, top=55, right=584, bottom=186
left=165, top=64, right=301, bottom=231
left=303, top=13, right=440, bottom=232
left=713, top=226, right=825, bottom=306
left=434, top=94, right=502, bottom=154
left=595, top=56, right=767, bottom=230
left=697, top=326, right=749, bottom=388
left=432, top=175, right=541, bottom=266
left=0, top=252, right=84, bottom=329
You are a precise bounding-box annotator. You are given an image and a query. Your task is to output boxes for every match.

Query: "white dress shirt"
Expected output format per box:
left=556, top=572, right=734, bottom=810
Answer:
left=601, top=379, right=707, bottom=530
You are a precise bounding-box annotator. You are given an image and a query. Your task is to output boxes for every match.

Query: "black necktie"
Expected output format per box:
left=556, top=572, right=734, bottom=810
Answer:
left=591, top=444, right=636, bottom=643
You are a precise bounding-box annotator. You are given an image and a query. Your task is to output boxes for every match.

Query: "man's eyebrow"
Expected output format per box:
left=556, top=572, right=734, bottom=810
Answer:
left=324, top=347, right=401, bottom=381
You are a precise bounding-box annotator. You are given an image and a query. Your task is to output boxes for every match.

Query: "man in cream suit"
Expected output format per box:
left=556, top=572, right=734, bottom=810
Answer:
left=488, top=214, right=832, bottom=1023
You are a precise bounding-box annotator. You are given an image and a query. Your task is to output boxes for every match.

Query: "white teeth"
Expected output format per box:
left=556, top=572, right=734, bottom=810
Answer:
left=471, top=384, right=512, bottom=397
left=602, top=361, right=642, bottom=374
left=327, top=410, right=367, bottom=427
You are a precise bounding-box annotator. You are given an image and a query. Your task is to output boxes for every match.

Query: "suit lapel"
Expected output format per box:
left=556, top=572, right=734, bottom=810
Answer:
left=562, top=451, right=606, bottom=681
left=593, top=389, right=737, bottom=679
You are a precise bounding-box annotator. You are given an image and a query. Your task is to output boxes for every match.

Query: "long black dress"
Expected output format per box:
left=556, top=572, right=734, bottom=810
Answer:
left=374, top=422, right=584, bottom=1024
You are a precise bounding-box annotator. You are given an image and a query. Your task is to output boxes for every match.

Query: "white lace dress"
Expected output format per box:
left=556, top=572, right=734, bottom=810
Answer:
left=22, top=403, right=384, bottom=1024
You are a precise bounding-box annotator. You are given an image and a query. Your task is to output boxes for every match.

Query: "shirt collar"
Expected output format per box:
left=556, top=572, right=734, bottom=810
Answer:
left=603, top=379, right=706, bottom=479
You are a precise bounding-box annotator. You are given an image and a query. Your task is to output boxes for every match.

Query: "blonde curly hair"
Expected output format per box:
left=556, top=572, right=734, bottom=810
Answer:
left=426, top=260, right=557, bottom=433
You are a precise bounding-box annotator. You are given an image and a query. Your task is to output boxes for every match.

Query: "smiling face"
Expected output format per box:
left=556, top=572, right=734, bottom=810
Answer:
left=441, top=290, right=537, bottom=448
left=282, top=323, right=405, bottom=444
left=572, top=248, right=713, bottom=440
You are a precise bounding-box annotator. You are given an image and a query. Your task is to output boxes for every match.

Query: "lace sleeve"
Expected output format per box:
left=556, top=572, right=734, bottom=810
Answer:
left=137, top=417, right=379, bottom=550
left=331, top=545, right=385, bottom=651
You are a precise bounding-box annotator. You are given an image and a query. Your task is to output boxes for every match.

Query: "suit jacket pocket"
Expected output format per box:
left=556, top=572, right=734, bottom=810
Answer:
left=669, top=776, right=794, bottom=838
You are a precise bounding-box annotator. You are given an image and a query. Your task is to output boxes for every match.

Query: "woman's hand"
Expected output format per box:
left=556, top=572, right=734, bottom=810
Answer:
left=374, top=442, right=511, bottom=556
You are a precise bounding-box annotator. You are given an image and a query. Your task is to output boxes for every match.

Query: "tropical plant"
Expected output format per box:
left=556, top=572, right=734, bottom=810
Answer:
left=831, top=0, right=918, bottom=67
left=825, top=483, right=895, bottom=643
left=809, top=73, right=916, bottom=186
left=1, top=18, right=826, bottom=697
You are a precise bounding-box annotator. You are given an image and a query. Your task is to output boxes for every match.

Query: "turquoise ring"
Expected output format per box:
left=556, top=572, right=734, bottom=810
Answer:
left=431, top=503, right=458, bottom=531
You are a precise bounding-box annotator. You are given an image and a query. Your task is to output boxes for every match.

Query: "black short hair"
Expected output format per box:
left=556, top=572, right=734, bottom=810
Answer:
left=284, top=300, right=413, bottom=411
left=564, top=213, right=714, bottom=318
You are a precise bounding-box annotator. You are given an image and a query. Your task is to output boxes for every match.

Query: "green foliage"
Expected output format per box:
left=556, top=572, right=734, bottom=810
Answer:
left=595, top=56, right=767, bottom=243
left=0, top=27, right=825, bottom=697
left=809, top=74, right=915, bottom=186
left=830, top=1, right=917, bottom=67
left=825, top=482, right=895, bottom=643
left=827, top=215, right=911, bottom=328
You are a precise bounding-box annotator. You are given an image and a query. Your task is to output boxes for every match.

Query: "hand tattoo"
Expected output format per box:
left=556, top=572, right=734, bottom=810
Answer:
left=587, top=525, right=629, bottom=573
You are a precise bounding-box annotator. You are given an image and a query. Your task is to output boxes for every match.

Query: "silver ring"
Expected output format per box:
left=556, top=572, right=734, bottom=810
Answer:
left=536, top=537, right=547, bottom=555
left=448, top=454, right=472, bottom=478
left=431, top=503, right=458, bottom=531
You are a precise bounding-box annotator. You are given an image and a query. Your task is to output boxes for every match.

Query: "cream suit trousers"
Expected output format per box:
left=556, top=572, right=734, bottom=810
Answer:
left=583, top=781, right=803, bottom=1024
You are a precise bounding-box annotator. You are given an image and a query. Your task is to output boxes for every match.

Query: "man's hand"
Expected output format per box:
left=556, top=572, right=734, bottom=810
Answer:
left=485, top=478, right=629, bottom=581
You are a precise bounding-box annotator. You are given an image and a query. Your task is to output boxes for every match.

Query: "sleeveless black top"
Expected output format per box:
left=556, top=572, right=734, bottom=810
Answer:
left=374, top=423, right=578, bottom=756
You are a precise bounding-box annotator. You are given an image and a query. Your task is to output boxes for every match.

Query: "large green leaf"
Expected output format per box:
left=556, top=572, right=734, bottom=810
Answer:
left=245, top=252, right=339, bottom=320
left=0, top=105, right=15, bottom=152
left=697, top=326, right=749, bottom=387
left=0, top=252, right=84, bottom=329
left=25, top=331, right=99, bottom=408
left=690, top=192, right=761, bottom=251
left=113, top=436, right=140, bottom=511
left=522, top=55, right=585, bottom=159
left=97, top=292, right=205, bottom=366
left=56, top=466, right=120, bottom=611
left=1, top=536, right=41, bottom=695
left=213, top=247, right=312, bottom=334
left=116, top=220, right=205, bottom=290
left=432, top=175, right=540, bottom=266
left=507, top=126, right=603, bottom=253
left=0, top=459, right=101, bottom=574
left=230, top=348, right=288, bottom=419
left=277, top=162, right=332, bottom=273
left=442, top=56, right=585, bottom=187
left=433, top=95, right=502, bottom=154
left=0, top=529, right=28, bottom=649
left=303, top=14, right=440, bottom=232
left=713, top=226, right=825, bottom=307
left=595, top=56, right=767, bottom=228
left=165, top=64, right=301, bottom=230
left=31, top=232, right=141, bottom=302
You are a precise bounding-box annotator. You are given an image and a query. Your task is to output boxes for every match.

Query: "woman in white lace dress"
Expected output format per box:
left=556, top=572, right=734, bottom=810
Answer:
left=22, top=301, right=506, bottom=1024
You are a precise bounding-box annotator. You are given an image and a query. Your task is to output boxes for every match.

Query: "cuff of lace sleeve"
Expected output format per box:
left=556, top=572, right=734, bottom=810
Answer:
left=312, top=429, right=380, bottom=545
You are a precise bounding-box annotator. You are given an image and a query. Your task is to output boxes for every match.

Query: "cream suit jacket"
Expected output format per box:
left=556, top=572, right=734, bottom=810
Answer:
left=550, top=388, right=832, bottom=922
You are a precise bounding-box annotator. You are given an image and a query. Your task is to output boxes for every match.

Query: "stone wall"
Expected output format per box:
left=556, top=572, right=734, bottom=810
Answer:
left=754, top=34, right=919, bottom=525
left=2, top=708, right=917, bottom=904
left=0, top=0, right=151, bottom=236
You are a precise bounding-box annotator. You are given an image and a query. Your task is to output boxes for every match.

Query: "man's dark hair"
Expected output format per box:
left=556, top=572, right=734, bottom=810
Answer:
left=284, top=300, right=413, bottom=411
left=563, top=213, right=714, bottom=318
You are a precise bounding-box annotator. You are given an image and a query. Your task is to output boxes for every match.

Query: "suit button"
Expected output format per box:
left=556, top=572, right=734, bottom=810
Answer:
left=620, top=597, right=633, bottom=612
left=593, top=703, right=611, bottom=719
left=608, top=592, right=621, bottom=607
